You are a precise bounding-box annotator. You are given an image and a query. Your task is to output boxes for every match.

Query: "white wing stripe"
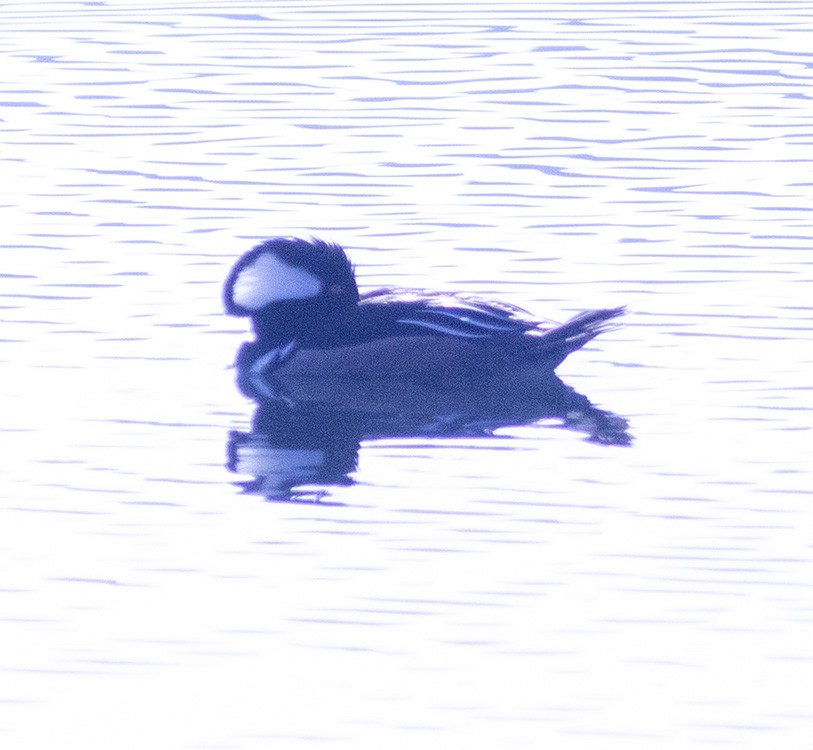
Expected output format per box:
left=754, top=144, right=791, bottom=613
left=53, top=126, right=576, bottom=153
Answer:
left=397, top=317, right=491, bottom=338
left=417, top=309, right=520, bottom=331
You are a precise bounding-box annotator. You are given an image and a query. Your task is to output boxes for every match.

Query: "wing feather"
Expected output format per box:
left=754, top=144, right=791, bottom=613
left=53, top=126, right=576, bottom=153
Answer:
left=361, top=287, right=546, bottom=340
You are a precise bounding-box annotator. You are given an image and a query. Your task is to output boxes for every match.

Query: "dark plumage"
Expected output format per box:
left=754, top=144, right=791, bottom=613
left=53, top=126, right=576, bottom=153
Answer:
left=224, top=237, right=624, bottom=398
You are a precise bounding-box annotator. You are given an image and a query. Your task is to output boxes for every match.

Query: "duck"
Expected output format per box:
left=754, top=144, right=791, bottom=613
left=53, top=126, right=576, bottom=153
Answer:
left=224, top=237, right=624, bottom=400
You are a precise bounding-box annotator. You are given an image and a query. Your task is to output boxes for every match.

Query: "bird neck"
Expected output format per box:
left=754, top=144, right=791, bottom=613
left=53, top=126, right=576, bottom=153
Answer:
left=250, top=297, right=355, bottom=347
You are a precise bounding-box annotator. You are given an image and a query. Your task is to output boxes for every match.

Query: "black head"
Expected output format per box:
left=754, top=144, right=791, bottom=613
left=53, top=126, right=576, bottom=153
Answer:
left=224, top=237, right=360, bottom=342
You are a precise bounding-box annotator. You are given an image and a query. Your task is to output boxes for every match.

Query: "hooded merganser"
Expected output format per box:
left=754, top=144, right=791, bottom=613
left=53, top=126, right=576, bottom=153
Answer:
left=224, top=237, right=624, bottom=398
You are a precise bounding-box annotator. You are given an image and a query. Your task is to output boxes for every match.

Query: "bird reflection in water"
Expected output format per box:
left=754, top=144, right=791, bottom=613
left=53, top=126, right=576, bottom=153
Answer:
left=227, top=372, right=631, bottom=503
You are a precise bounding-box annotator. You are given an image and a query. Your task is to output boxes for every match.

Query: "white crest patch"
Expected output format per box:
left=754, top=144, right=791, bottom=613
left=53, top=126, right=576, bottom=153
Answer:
left=232, top=252, right=322, bottom=310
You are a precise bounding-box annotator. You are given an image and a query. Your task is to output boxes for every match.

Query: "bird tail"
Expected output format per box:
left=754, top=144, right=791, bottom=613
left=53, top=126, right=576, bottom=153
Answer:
left=534, top=306, right=626, bottom=365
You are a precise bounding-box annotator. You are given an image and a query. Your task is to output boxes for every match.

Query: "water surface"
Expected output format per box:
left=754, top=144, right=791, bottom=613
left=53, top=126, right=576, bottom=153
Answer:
left=2, top=2, right=813, bottom=748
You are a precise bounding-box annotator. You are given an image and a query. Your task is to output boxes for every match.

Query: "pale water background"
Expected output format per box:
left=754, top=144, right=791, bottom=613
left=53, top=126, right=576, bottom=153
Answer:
left=2, top=1, right=813, bottom=748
